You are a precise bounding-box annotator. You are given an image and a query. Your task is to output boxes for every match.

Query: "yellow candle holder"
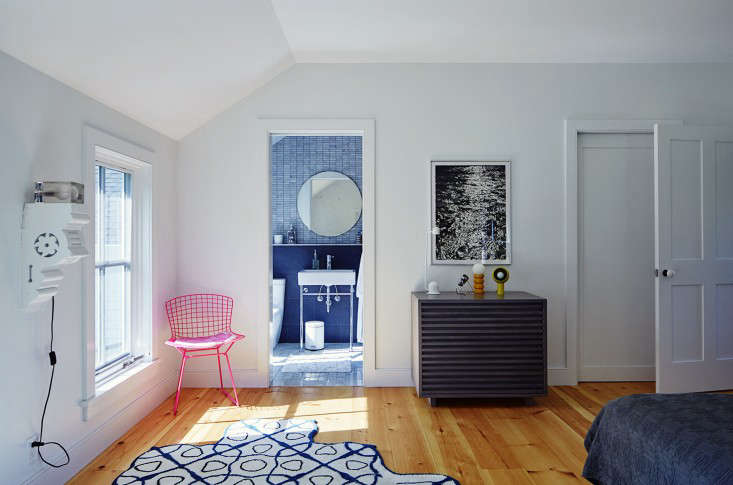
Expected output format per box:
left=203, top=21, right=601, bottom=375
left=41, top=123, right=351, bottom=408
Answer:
left=473, top=274, right=484, bottom=294
left=472, top=262, right=486, bottom=295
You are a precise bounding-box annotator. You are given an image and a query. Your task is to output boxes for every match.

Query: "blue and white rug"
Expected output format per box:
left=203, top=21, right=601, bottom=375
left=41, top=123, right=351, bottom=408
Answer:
left=114, top=418, right=459, bottom=484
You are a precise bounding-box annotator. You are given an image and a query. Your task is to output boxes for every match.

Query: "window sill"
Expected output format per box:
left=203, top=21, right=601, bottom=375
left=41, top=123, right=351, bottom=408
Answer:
left=79, top=358, right=161, bottom=421
left=96, top=357, right=156, bottom=394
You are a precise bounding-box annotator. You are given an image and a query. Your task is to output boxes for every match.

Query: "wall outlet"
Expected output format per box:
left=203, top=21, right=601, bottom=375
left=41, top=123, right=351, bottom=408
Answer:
left=27, top=435, right=38, bottom=465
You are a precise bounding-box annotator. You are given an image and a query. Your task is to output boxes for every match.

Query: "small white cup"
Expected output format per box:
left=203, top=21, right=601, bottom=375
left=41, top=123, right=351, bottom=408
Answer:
left=273, top=234, right=284, bottom=244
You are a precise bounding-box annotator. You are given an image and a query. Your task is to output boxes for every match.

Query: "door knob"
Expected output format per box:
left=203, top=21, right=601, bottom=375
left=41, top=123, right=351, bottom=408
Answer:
left=662, top=269, right=676, bottom=277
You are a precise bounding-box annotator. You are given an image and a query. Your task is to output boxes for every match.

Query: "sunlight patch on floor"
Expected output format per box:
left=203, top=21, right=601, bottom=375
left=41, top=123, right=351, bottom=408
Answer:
left=299, top=411, right=369, bottom=433
left=294, top=396, right=368, bottom=414
left=196, top=403, right=245, bottom=423
left=181, top=411, right=370, bottom=443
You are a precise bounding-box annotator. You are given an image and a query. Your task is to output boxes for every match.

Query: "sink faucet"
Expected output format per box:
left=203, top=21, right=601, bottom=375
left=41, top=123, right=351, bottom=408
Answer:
left=326, top=254, right=334, bottom=270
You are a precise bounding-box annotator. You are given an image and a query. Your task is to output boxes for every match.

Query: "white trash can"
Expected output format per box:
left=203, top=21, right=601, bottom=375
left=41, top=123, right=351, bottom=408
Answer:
left=305, top=320, right=325, bottom=350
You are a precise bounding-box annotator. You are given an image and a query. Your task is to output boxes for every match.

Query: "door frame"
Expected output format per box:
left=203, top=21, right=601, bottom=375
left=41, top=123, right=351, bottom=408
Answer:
left=562, top=119, right=681, bottom=385
left=256, top=118, right=376, bottom=386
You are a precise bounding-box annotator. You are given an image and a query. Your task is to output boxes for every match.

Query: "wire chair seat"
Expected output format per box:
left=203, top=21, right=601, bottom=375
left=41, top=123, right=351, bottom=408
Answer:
left=165, top=331, right=243, bottom=350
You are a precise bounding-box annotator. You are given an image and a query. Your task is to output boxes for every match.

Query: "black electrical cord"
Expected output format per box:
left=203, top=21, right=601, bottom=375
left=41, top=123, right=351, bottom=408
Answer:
left=31, top=296, right=70, bottom=468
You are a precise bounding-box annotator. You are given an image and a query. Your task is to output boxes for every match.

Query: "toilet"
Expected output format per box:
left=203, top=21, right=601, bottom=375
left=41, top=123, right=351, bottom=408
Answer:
left=271, top=278, right=285, bottom=351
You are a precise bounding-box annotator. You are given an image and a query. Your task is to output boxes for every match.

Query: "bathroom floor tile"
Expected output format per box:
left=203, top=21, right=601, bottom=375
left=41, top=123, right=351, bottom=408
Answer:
left=270, top=342, right=363, bottom=386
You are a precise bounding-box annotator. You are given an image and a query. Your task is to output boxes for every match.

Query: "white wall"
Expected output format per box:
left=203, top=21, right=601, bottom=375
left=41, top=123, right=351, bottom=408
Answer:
left=177, top=63, right=733, bottom=384
left=0, top=51, right=179, bottom=484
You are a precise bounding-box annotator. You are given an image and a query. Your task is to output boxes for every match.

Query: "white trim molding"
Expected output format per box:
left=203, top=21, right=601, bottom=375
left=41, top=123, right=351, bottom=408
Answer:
left=255, top=118, right=376, bottom=386
left=368, top=368, right=413, bottom=387
left=81, top=125, right=155, bottom=419
left=79, top=359, right=161, bottom=421
left=181, top=368, right=266, bottom=388
left=548, top=367, right=576, bottom=386
left=564, top=119, right=681, bottom=385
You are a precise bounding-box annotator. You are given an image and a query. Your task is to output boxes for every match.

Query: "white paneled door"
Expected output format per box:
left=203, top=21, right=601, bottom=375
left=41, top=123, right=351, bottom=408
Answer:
left=654, top=124, right=733, bottom=393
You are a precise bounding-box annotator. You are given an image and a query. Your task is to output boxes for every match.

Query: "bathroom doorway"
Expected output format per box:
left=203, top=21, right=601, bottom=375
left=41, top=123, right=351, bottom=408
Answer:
left=269, top=133, right=365, bottom=386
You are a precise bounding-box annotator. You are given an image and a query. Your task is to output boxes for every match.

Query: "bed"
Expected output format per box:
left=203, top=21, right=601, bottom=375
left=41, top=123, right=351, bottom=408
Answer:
left=583, top=393, right=733, bottom=485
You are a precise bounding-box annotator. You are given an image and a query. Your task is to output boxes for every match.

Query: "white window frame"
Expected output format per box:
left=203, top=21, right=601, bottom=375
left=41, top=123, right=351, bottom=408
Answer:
left=80, top=126, right=153, bottom=419
left=94, top=161, right=138, bottom=383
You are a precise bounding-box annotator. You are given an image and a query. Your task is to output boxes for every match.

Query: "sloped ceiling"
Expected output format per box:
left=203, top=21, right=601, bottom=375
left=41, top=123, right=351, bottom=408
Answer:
left=272, top=0, right=733, bottom=63
left=1, top=0, right=732, bottom=139
left=0, top=0, right=294, bottom=139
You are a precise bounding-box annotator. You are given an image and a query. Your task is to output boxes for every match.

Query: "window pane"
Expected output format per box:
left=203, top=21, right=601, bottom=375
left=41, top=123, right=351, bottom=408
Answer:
left=100, top=265, right=130, bottom=365
left=95, top=163, right=133, bottom=372
left=101, top=167, right=128, bottom=262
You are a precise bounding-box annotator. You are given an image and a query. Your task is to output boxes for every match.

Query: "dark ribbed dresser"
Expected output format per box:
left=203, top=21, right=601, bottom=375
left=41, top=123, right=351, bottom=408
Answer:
left=412, top=291, right=547, bottom=406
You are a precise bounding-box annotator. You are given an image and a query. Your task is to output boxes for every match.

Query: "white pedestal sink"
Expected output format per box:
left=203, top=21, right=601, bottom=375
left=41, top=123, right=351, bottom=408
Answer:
left=297, top=269, right=355, bottom=286
left=297, top=269, right=356, bottom=350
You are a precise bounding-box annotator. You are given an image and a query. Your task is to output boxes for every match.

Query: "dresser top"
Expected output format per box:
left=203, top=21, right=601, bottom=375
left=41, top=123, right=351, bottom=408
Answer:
left=412, top=291, right=544, bottom=301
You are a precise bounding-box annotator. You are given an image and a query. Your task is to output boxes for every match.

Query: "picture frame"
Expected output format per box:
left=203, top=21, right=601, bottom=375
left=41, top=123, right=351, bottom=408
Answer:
left=431, top=160, right=512, bottom=265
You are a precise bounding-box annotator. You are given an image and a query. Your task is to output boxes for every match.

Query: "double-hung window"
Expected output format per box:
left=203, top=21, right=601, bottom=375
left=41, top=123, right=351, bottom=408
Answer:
left=93, top=145, right=151, bottom=385
left=95, top=163, right=141, bottom=382
left=81, top=127, right=153, bottom=416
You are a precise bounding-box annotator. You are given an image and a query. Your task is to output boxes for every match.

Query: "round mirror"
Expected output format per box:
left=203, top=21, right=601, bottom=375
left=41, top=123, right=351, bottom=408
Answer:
left=297, top=171, right=362, bottom=236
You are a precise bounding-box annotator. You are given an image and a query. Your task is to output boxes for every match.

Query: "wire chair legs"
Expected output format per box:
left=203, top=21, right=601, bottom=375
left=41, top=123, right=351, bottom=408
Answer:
left=173, top=352, right=189, bottom=416
left=172, top=344, right=239, bottom=416
left=217, top=347, right=239, bottom=407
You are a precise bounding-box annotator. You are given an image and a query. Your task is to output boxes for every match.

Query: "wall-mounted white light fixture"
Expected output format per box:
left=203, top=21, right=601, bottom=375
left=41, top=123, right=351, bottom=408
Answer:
left=21, top=197, right=89, bottom=307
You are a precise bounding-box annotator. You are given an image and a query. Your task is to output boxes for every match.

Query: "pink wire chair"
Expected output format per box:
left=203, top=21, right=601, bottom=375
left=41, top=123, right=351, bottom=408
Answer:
left=164, top=294, right=244, bottom=415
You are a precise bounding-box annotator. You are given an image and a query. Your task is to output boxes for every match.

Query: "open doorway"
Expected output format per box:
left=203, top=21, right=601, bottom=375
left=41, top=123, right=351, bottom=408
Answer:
left=578, top=132, right=655, bottom=381
left=269, top=134, right=364, bottom=386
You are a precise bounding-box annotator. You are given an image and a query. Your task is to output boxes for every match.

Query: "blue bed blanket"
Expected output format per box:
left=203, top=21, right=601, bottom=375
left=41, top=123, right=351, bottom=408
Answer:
left=583, top=393, right=733, bottom=485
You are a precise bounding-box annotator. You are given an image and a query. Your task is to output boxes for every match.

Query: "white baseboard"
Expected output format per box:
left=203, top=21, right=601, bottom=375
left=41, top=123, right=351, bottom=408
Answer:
left=365, top=368, right=414, bottom=387
left=24, top=375, right=176, bottom=485
left=181, top=368, right=266, bottom=388
left=549, top=367, right=577, bottom=386
left=579, top=365, right=655, bottom=382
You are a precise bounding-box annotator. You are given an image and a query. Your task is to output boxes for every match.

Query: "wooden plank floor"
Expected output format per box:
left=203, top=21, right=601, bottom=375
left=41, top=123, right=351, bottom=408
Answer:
left=69, top=382, right=654, bottom=484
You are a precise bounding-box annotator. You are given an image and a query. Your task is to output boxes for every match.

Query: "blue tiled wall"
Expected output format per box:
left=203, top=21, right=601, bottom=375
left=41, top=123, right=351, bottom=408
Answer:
left=271, top=135, right=362, bottom=245
left=273, top=245, right=362, bottom=343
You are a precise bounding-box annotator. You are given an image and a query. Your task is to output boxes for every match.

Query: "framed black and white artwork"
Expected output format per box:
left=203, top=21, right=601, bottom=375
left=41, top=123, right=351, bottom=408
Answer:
left=431, top=160, right=511, bottom=265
